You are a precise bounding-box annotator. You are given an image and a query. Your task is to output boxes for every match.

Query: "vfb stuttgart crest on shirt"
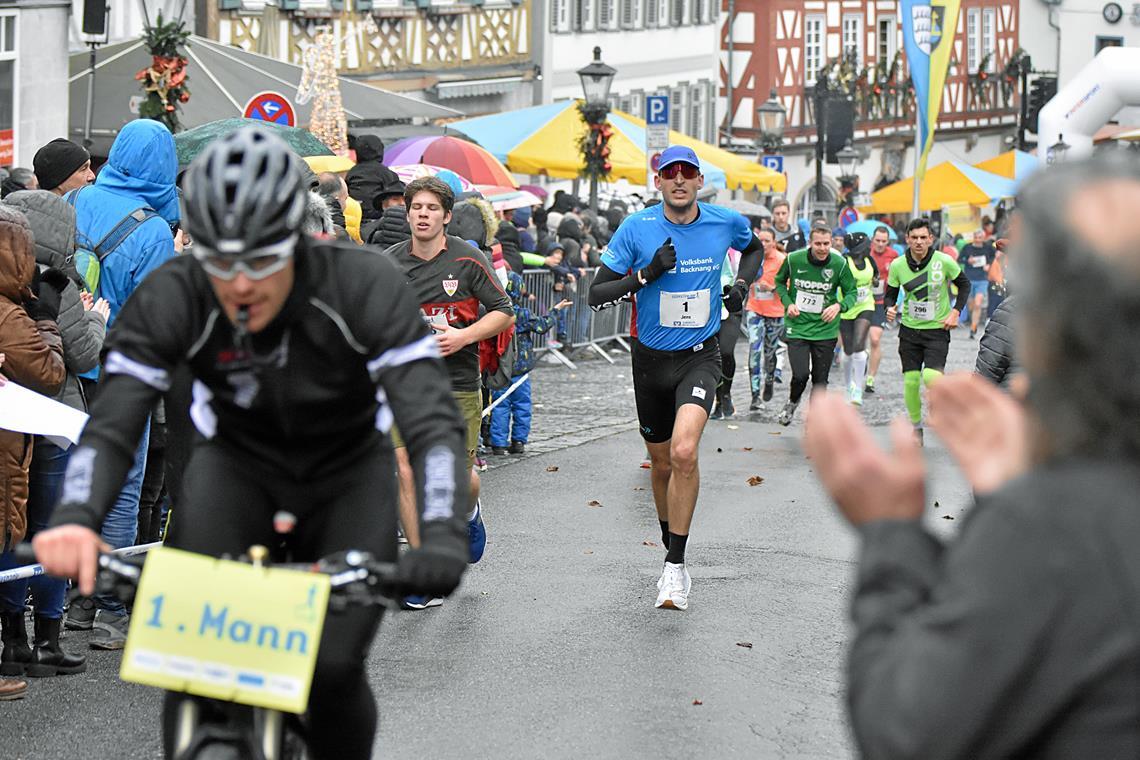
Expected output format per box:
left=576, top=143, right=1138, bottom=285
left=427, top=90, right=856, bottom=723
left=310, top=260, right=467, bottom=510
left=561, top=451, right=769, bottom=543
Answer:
left=442, top=278, right=459, bottom=296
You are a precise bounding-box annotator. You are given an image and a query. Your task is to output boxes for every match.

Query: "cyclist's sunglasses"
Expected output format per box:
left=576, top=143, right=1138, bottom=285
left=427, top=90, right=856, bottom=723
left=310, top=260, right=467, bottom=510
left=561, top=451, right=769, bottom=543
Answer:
left=193, top=236, right=296, bottom=281
left=659, top=163, right=700, bottom=181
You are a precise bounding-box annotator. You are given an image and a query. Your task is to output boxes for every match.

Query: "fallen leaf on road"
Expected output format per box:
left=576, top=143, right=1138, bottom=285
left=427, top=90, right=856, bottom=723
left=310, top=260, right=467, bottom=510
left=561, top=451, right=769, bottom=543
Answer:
left=583, top=550, right=594, bottom=554
left=747, top=476, right=765, bottom=487
left=736, top=642, right=753, bottom=649
left=727, top=424, right=739, bottom=430
left=546, top=466, right=559, bottom=472
left=639, top=461, right=651, bottom=469
left=942, top=515, right=955, bottom=520
left=769, top=431, right=781, bottom=436
left=692, top=699, right=703, bottom=706
left=633, top=486, right=646, bottom=491
left=742, top=447, right=753, bottom=452
left=642, top=540, right=658, bottom=547
left=587, top=500, right=603, bottom=508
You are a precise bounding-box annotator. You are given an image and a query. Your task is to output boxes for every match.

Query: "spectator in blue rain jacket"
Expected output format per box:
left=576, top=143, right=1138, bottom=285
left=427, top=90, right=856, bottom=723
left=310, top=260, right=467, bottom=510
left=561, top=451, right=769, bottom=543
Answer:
left=489, top=272, right=570, bottom=455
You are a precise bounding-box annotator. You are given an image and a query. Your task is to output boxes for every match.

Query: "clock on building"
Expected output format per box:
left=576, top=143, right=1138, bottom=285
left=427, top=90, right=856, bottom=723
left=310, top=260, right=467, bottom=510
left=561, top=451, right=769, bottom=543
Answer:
left=1103, top=2, right=1123, bottom=24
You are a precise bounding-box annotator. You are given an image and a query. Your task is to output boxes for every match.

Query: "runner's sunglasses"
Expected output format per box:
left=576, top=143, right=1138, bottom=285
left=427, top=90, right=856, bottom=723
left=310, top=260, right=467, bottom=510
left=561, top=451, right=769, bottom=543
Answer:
left=192, top=236, right=296, bottom=281
left=659, top=163, right=700, bottom=181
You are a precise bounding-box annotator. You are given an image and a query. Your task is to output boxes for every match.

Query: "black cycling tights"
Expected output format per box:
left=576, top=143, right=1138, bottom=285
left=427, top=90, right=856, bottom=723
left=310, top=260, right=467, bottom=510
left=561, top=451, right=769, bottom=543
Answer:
left=161, top=442, right=397, bottom=760
left=839, top=313, right=872, bottom=355
left=718, top=311, right=743, bottom=381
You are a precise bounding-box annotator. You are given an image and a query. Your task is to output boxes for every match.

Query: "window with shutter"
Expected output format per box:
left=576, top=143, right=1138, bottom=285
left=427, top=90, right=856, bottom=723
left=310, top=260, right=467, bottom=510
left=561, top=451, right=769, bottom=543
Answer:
left=689, top=84, right=702, bottom=139
left=644, top=0, right=657, bottom=25
left=671, top=0, right=685, bottom=25
left=620, top=0, right=634, bottom=27
left=691, top=0, right=702, bottom=25
left=670, top=87, right=685, bottom=133
left=574, top=0, right=595, bottom=30
left=551, top=0, right=572, bottom=31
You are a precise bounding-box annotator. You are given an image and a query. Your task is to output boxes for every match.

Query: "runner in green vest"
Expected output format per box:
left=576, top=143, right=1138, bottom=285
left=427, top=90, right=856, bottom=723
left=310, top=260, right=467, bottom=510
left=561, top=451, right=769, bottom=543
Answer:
left=773, top=225, right=857, bottom=425
left=883, top=217, right=971, bottom=444
left=837, top=231, right=878, bottom=406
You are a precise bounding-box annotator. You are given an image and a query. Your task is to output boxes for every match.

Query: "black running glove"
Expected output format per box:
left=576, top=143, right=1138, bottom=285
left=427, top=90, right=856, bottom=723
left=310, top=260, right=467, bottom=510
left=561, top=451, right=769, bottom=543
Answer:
left=26, top=267, right=64, bottom=322
left=639, top=237, right=676, bottom=283
left=396, top=546, right=467, bottom=597
left=722, top=281, right=747, bottom=314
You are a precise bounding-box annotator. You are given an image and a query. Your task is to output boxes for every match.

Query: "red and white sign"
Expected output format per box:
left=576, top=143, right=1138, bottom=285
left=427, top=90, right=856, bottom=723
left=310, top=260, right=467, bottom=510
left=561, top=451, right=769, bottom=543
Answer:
left=0, top=129, right=14, bottom=167
left=243, top=92, right=296, bottom=127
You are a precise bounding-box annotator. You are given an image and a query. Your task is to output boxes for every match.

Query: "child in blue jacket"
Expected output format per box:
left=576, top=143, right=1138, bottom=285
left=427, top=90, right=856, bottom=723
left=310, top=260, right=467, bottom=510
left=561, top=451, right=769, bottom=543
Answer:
left=490, top=271, right=570, bottom=454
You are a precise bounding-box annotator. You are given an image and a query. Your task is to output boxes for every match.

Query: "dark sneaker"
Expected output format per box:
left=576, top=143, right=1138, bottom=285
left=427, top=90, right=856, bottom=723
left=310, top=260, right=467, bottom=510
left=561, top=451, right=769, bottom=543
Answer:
left=720, top=392, right=736, bottom=418
left=400, top=595, right=444, bottom=610
left=763, top=381, right=774, bottom=403
left=63, top=598, right=96, bottom=631
left=749, top=391, right=762, bottom=412
left=90, top=610, right=130, bottom=651
left=864, top=376, right=876, bottom=395
left=468, top=500, right=486, bottom=564
left=508, top=441, right=525, bottom=455
left=491, top=446, right=509, bottom=455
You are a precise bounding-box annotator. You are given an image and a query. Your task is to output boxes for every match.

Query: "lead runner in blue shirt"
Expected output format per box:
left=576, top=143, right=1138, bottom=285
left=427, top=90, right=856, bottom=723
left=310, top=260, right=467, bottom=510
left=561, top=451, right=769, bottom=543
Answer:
left=588, top=145, right=765, bottom=611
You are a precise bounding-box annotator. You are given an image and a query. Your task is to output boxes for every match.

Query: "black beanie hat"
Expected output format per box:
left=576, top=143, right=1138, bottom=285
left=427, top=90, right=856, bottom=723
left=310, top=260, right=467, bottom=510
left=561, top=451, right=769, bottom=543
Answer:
left=33, top=138, right=89, bottom=191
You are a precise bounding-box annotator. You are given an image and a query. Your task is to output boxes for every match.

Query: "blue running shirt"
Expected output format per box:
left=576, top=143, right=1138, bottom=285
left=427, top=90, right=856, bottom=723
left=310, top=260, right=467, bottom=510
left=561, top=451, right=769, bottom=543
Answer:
left=601, top=203, right=753, bottom=351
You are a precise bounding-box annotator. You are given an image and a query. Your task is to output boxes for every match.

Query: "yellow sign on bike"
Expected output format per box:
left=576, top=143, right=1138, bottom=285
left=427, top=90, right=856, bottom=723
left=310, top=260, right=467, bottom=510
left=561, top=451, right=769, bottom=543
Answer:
left=120, top=547, right=330, bottom=714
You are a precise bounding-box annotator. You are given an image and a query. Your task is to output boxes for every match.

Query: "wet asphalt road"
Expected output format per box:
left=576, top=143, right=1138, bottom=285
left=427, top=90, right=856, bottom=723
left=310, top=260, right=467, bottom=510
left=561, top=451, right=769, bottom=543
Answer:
left=5, top=325, right=981, bottom=759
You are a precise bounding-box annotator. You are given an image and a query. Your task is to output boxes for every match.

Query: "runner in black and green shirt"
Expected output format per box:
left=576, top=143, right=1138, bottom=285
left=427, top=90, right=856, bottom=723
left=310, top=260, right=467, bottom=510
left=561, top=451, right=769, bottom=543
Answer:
left=884, top=217, right=970, bottom=444
left=773, top=225, right=857, bottom=425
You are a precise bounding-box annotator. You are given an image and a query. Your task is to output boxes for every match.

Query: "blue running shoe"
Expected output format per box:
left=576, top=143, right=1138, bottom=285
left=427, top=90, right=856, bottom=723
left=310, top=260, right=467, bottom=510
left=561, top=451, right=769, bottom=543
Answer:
left=400, top=595, right=443, bottom=610
left=468, top=499, right=486, bottom=563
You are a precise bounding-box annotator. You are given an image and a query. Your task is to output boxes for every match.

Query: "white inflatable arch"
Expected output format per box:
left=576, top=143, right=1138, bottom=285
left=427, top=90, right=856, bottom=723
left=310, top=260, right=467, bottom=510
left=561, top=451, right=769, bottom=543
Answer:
left=1037, top=47, right=1140, bottom=165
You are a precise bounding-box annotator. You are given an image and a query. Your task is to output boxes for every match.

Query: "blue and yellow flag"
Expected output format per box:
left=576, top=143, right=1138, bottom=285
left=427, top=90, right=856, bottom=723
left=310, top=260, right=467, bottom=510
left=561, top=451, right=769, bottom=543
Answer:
left=901, top=0, right=962, bottom=179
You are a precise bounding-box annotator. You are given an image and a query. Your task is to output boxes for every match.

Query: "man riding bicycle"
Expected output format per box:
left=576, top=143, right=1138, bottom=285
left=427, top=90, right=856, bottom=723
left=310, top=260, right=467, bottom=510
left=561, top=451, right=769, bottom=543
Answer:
left=31, top=128, right=470, bottom=759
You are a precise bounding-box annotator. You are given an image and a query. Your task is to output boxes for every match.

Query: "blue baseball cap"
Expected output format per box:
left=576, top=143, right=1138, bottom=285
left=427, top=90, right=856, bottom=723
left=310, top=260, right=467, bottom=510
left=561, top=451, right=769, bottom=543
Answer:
left=657, top=145, right=701, bottom=173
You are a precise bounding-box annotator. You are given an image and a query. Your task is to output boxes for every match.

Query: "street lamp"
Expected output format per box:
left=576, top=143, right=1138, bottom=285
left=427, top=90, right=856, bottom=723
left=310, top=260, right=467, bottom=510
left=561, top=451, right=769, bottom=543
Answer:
left=578, top=46, right=617, bottom=213
left=756, top=89, right=787, bottom=153
left=836, top=140, right=860, bottom=179
left=1047, top=134, right=1070, bottom=165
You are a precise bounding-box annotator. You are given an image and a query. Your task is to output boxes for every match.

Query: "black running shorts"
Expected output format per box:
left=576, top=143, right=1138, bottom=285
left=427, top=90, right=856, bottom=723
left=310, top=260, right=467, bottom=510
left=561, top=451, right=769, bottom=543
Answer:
left=898, top=325, right=951, bottom=373
left=631, top=338, right=721, bottom=443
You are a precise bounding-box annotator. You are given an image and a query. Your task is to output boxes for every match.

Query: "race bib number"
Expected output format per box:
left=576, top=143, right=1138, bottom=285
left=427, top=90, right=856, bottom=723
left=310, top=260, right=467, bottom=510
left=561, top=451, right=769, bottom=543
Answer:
left=660, top=289, right=710, bottom=328
left=121, top=547, right=330, bottom=714
left=795, top=291, right=824, bottom=314
left=968, top=255, right=987, bottom=268
left=429, top=313, right=450, bottom=329
left=753, top=284, right=774, bottom=301
left=908, top=300, right=935, bottom=320
left=856, top=286, right=871, bottom=302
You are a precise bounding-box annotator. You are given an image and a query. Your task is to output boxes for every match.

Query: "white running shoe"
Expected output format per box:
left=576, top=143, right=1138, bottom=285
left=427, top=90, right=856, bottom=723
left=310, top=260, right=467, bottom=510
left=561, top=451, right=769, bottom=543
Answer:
left=849, top=382, right=864, bottom=407
left=655, top=561, right=692, bottom=610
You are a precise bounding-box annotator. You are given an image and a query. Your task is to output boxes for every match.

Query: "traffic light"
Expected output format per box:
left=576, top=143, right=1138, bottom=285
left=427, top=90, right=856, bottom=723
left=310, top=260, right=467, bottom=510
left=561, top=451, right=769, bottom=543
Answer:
left=1027, top=76, right=1057, bottom=134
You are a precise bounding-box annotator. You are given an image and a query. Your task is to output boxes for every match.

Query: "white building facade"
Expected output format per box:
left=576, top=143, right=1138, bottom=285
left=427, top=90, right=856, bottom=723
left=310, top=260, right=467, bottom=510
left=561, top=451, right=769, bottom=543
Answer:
left=0, top=0, right=71, bottom=168
left=540, top=0, right=721, bottom=144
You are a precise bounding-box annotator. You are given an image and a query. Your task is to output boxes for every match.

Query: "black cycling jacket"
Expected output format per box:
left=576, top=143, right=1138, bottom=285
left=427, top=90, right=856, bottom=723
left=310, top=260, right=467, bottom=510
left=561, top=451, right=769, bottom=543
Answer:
left=50, top=238, right=469, bottom=559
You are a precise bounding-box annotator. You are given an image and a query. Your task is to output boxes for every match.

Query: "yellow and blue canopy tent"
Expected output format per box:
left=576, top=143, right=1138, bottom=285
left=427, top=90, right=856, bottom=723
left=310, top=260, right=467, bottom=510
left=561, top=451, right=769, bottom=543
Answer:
left=857, top=160, right=1017, bottom=215
left=450, top=100, right=785, bottom=193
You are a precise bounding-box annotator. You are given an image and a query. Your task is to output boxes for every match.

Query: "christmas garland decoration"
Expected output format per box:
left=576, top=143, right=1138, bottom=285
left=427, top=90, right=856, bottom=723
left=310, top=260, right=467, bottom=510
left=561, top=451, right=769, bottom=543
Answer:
left=577, top=101, right=613, bottom=183
left=135, top=11, right=191, bottom=133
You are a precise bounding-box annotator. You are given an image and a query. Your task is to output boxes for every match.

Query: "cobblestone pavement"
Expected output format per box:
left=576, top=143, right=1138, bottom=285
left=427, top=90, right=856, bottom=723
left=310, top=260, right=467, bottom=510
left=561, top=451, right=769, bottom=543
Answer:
left=484, top=322, right=981, bottom=469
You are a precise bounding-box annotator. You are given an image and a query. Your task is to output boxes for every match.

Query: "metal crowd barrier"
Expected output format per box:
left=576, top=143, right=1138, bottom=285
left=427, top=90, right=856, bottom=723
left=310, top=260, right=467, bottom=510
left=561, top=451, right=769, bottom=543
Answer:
left=519, top=267, right=632, bottom=370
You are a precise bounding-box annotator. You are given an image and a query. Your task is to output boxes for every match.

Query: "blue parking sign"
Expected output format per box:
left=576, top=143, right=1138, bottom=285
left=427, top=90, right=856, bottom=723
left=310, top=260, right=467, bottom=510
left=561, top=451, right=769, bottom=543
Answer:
left=645, top=95, right=669, bottom=126
left=761, top=155, right=784, bottom=173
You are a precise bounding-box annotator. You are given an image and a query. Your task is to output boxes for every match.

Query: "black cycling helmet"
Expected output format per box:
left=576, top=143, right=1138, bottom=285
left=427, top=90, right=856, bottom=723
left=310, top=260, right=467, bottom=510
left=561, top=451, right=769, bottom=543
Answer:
left=182, top=127, right=307, bottom=254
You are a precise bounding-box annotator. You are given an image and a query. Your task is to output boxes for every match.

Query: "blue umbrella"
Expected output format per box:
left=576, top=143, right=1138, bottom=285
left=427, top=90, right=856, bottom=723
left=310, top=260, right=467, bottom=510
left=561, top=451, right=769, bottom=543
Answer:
left=843, top=219, right=898, bottom=241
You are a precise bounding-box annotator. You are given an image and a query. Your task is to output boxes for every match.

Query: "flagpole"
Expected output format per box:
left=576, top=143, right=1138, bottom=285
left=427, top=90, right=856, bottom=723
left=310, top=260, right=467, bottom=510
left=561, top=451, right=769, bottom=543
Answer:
left=912, top=107, right=921, bottom=218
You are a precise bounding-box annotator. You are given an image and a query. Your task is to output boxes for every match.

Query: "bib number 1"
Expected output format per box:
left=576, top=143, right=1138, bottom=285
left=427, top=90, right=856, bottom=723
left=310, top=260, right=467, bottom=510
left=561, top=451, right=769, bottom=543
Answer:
left=660, top=289, right=710, bottom=328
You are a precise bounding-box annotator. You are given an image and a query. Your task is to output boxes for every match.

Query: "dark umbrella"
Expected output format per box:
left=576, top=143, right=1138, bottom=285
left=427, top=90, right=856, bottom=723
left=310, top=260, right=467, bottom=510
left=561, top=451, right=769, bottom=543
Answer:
left=173, top=118, right=334, bottom=167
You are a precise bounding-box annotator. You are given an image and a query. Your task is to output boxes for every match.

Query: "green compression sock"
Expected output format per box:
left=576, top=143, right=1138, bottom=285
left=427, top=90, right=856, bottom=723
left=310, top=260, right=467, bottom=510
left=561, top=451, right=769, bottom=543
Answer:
left=922, top=367, right=943, bottom=387
left=903, top=370, right=923, bottom=424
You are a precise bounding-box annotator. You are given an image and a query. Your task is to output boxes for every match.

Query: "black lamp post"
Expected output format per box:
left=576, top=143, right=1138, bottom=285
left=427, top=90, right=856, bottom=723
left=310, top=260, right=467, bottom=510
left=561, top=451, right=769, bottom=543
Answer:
left=756, top=89, right=787, bottom=153
left=835, top=139, right=862, bottom=210
left=577, top=46, right=617, bottom=213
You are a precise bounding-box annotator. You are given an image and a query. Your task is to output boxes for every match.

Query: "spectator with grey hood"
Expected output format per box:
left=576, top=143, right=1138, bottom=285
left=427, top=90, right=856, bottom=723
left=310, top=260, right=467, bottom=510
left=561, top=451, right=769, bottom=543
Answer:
left=0, top=190, right=107, bottom=678
left=805, top=153, right=1140, bottom=760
